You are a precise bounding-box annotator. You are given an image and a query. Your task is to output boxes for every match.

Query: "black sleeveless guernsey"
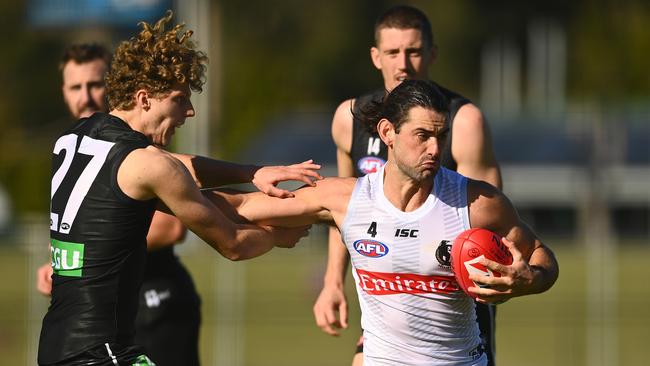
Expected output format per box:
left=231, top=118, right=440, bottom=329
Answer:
left=39, top=113, right=157, bottom=364
left=349, top=82, right=470, bottom=177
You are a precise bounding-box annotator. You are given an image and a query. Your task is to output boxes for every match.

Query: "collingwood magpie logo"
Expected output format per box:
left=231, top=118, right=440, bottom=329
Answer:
left=435, top=240, right=452, bottom=267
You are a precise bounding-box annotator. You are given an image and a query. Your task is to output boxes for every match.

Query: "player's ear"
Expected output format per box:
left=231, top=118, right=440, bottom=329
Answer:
left=370, top=46, right=382, bottom=70
left=135, top=89, right=151, bottom=111
left=377, top=118, right=395, bottom=147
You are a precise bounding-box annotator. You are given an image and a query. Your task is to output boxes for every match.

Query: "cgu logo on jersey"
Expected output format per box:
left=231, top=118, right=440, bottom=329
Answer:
left=357, top=157, right=386, bottom=175
left=50, top=239, right=84, bottom=277
left=353, top=239, right=389, bottom=258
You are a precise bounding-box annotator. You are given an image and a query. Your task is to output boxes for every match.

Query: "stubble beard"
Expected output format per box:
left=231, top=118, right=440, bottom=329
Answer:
left=395, top=158, right=436, bottom=184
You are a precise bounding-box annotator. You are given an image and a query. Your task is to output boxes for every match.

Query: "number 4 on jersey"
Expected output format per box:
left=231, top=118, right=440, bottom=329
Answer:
left=367, top=222, right=378, bottom=237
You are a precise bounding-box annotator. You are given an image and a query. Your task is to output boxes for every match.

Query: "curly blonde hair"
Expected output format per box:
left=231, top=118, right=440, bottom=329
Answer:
left=106, top=10, right=208, bottom=110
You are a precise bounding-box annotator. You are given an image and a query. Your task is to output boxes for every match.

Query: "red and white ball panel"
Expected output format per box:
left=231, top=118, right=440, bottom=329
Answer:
left=450, top=228, right=513, bottom=299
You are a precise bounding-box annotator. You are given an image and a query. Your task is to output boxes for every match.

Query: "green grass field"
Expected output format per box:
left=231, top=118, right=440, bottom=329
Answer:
left=1, top=232, right=648, bottom=365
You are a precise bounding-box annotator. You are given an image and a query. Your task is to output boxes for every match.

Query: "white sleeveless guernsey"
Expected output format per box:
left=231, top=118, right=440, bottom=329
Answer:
left=341, top=166, right=486, bottom=366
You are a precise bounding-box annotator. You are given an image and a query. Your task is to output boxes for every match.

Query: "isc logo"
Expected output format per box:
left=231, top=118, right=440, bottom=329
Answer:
left=394, top=228, right=419, bottom=238
left=353, top=239, right=389, bottom=258
left=357, top=157, right=386, bottom=175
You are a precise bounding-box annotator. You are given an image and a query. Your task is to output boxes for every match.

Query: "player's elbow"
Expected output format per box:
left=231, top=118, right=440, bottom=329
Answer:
left=530, top=247, right=560, bottom=294
left=222, top=249, right=246, bottom=261
left=213, top=238, right=247, bottom=261
left=213, top=230, right=258, bottom=262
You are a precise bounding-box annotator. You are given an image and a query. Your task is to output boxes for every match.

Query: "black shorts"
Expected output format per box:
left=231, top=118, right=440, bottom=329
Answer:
left=135, top=266, right=201, bottom=366
left=39, top=343, right=152, bottom=366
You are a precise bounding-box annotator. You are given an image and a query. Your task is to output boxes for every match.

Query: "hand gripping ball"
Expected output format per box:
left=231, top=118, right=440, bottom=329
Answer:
left=451, top=228, right=513, bottom=299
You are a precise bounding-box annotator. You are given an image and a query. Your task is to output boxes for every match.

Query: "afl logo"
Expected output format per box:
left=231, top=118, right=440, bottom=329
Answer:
left=358, top=157, right=386, bottom=174
left=353, top=239, right=389, bottom=258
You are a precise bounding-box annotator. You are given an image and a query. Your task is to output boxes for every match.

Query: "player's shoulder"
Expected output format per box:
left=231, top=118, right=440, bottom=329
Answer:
left=314, top=176, right=357, bottom=193
left=333, top=98, right=355, bottom=121
left=467, top=178, right=512, bottom=223
left=126, top=144, right=168, bottom=159
left=332, top=99, right=355, bottom=149
left=451, top=103, right=489, bottom=146
left=311, top=177, right=356, bottom=216
left=467, top=177, right=500, bottom=196
left=122, top=146, right=183, bottom=177
left=454, top=103, right=485, bottom=126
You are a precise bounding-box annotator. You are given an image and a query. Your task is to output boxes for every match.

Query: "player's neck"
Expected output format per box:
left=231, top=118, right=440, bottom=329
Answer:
left=382, top=164, right=434, bottom=212
left=110, top=109, right=148, bottom=138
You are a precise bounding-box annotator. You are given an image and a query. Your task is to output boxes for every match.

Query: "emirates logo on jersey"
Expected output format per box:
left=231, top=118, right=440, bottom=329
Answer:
left=357, top=156, right=386, bottom=174
left=356, top=268, right=459, bottom=295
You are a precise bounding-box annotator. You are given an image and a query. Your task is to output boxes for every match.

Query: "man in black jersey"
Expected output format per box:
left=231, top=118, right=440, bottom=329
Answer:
left=35, top=43, right=203, bottom=365
left=312, top=6, right=503, bottom=366
left=38, top=12, right=321, bottom=366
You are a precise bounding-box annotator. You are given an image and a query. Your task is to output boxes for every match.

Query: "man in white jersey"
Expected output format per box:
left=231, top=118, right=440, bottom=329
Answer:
left=209, top=79, right=558, bottom=365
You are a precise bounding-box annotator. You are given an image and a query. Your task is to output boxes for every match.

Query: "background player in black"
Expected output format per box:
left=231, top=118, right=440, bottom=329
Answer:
left=35, top=43, right=201, bottom=366
left=134, top=213, right=201, bottom=366
left=312, top=6, right=503, bottom=366
left=38, top=12, right=321, bottom=366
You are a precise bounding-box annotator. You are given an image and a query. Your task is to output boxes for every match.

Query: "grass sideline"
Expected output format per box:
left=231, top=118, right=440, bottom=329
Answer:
left=2, top=236, right=648, bottom=365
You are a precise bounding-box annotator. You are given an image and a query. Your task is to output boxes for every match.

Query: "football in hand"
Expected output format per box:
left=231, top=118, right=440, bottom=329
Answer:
left=451, top=228, right=513, bottom=299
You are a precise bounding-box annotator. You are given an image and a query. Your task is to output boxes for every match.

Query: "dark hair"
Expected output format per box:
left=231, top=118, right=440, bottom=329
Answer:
left=374, top=5, right=434, bottom=50
left=105, top=10, right=208, bottom=110
left=358, top=80, right=449, bottom=133
left=59, top=43, right=112, bottom=71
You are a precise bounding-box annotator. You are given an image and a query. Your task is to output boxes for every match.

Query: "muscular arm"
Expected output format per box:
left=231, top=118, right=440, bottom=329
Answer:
left=456, top=105, right=559, bottom=298
left=452, top=104, right=502, bottom=189
left=213, top=177, right=354, bottom=228
left=171, top=153, right=322, bottom=197
left=468, top=181, right=559, bottom=301
left=119, top=147, right=309, bottom=261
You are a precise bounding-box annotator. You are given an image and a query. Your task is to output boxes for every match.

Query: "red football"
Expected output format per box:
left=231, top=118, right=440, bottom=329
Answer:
left=451, top=228, right=513, bottom=299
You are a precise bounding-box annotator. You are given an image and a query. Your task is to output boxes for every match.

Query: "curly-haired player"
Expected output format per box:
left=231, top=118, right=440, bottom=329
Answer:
left=37, top=11, right=321, bottom=366
left=35, top=42, right=204, bottom=366
left=105, top=13, right=207, bottom=112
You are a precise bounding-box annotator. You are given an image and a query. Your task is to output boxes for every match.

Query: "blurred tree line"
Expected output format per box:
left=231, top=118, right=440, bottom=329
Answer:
left=0, top=0, right=648, bottom=216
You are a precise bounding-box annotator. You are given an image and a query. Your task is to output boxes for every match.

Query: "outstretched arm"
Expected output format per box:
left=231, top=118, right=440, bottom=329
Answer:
left=120, top=147, right=310, bottom=261
left=207, top=177, right=356, bottom=228
left=467, top=181, right=559, bottom=303
left=172, top=153, right=322, bottom=197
